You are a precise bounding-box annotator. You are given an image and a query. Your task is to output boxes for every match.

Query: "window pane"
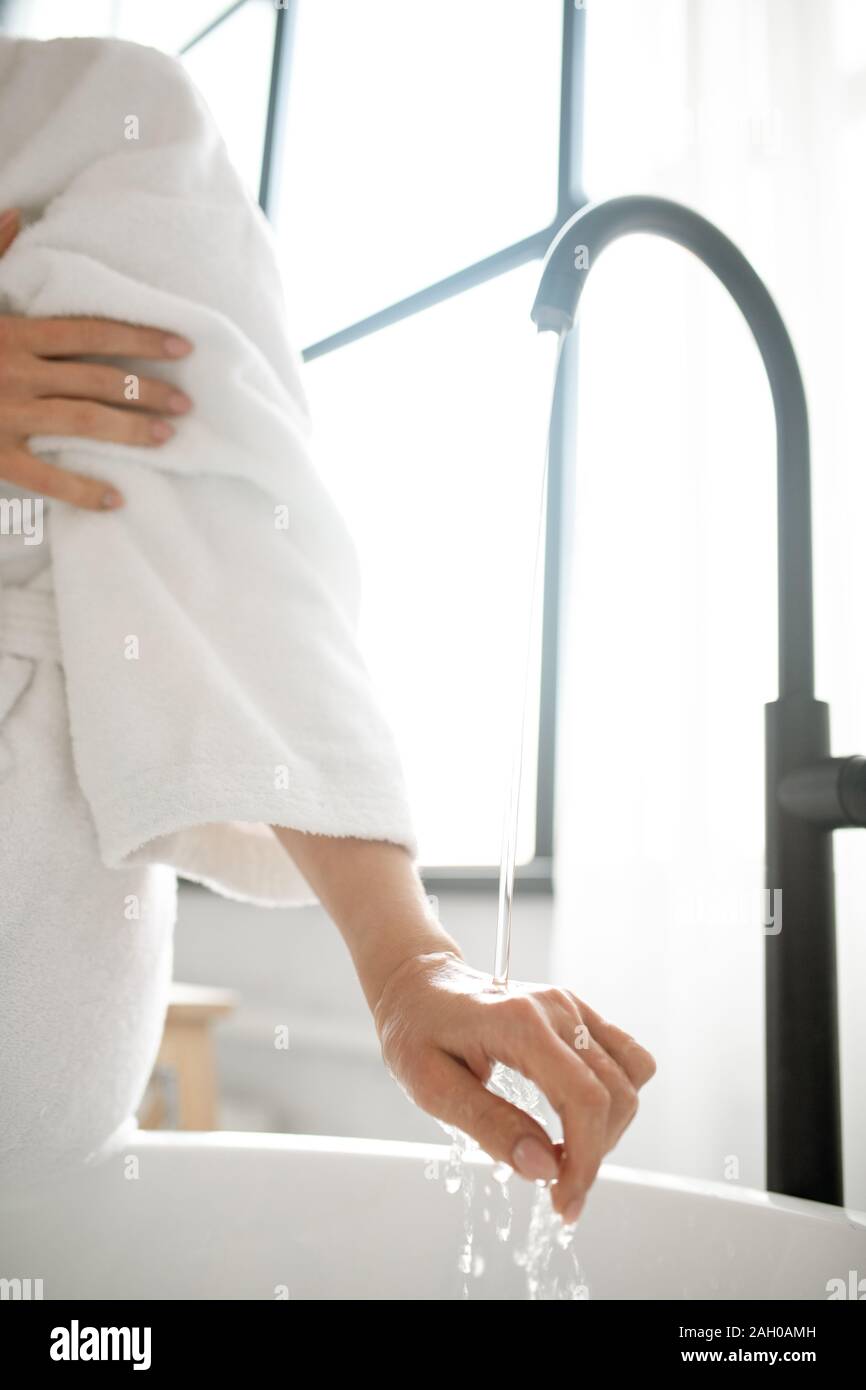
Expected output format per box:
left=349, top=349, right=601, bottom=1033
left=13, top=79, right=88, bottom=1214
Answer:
left=180, top=1, right=275, bottom=195
left=276, top=0, right=562, bottom=346
left=115, top=0, right=243, bottom=54
left=302, top=265, right=558, bottom=867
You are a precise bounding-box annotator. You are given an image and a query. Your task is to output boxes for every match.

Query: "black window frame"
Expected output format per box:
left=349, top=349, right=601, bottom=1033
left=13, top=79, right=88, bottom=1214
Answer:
left=184, top=0, right=587, bottom=893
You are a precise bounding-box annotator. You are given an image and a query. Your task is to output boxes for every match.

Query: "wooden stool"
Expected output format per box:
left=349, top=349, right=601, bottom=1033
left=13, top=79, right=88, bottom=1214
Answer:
left=139, top=982, right=237, bottom=1131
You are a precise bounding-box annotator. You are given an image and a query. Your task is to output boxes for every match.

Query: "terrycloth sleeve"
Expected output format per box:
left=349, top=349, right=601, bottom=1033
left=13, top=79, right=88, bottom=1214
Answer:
left=0, top=36, right=417, bottom=906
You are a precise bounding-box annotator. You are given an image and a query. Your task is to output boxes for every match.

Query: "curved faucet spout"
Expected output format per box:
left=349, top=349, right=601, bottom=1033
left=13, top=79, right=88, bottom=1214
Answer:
left=532, top=194, right=813, bottom=700
left=532, top=195, right=866, bottom=1206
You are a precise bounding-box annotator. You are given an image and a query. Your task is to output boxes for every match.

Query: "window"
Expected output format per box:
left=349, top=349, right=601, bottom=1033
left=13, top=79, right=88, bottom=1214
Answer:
left=274, top=0, right=562, bottom=346
left=268, top=0, right=584, bottom=879
left=300, top=264, right=556, bottom=869
left=1, top=0, right=586, bottom=880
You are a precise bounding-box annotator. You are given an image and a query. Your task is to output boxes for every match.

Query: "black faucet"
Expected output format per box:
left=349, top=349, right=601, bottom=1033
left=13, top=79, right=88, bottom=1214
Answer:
left=532, top=194, right=866, bottom=1207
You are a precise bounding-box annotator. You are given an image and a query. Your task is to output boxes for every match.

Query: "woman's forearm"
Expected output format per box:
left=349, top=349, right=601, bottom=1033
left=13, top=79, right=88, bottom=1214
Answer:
left=270, top=827, right=462, bottom=1012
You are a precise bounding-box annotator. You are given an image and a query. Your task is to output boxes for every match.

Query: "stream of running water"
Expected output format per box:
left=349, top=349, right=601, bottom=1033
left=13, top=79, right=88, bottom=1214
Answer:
left=440, top=329, right=590, bottom=1299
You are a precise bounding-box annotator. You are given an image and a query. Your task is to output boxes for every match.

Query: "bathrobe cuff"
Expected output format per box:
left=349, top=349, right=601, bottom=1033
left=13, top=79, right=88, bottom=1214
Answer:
left=50, top=468, right=418, bottom=909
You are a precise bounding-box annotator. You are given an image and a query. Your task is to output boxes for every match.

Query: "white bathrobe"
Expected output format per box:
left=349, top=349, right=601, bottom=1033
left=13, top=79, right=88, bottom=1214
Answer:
left=0, top=36, right=416, bottom=1183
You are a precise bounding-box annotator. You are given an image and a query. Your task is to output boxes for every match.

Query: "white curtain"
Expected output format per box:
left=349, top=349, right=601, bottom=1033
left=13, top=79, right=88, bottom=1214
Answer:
left=553, top=0, right=866, bottom=1207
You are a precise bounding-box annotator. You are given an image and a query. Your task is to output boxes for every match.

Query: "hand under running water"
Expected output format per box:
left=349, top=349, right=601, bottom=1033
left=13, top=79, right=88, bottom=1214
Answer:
left=372, top=954, right=655, bottom=1225
left=272, top=828, right=656, bottom=1225
left=0, top=207, right=193, bottom=509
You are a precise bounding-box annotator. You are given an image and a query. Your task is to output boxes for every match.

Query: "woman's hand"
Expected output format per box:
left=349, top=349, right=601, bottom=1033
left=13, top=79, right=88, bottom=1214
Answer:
left=0, top=207, right=193, bottom=510
left=372, top=951, right=655, bottom=1224
left=270, top=827, right=657, bottom=1225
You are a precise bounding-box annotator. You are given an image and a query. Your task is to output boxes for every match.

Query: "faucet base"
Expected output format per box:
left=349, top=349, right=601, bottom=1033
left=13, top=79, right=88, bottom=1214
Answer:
left=765, top=696, right=843, bottom=1206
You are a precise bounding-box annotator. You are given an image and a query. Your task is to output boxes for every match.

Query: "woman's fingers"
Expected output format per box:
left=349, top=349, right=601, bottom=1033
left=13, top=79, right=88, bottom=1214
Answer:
left=373, top=955, right=658, bottom=1227
left=568, top=994, right=657, bottom=1089
left=0, top=207, right=20, bottom=256
left=505, top=989, right=647, bottom=1162
left=540, top=991, right=642, bottom=1152
left=33, top=359, right=192, bottom=415
left=0, top=258, right=191, bottom=506
left=1, top=446, right=122, bottom=510
left=410, top=1048, right=560, bottom=1182
left=14, top=396, right=176, bottom=448
left=561, top=1023, right=644, bottom=1150
left=485, top=996, right=610, bottom=1220
left=11, top=315, right=193, bottom=361
left=571, top=1037, right=639, bottom=1151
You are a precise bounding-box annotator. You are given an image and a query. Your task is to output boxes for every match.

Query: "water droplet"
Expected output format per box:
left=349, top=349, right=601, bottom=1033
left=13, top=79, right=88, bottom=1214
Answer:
left=556, top=1222, right=574, bottom=1251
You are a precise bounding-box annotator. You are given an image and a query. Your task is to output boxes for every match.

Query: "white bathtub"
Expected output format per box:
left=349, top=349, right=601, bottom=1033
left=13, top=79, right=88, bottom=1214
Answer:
left=2, top=1131, right=864, bottom=1300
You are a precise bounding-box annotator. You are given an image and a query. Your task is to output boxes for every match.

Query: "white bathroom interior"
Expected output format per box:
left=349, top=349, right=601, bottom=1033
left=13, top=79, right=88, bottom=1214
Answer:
left=2, top=0, right=866, bottom=1300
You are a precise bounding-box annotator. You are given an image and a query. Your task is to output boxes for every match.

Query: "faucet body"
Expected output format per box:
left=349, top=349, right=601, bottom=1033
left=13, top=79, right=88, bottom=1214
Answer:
left=534, top=195, right=866, bottom=1206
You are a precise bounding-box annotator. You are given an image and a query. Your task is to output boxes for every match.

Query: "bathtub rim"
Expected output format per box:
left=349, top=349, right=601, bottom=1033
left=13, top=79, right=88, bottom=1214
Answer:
left=89, top=1127, right=866, bottom=1232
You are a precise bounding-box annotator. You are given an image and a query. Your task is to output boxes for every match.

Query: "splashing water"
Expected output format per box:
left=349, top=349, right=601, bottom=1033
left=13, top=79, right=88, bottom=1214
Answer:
left=438, top=1062, right=590, bottom=1301
left=489, top=1063, right=591, bottom=1300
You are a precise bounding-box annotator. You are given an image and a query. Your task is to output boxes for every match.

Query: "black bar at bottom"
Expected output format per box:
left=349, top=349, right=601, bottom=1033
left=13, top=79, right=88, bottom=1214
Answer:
left=8, top=1297, right=863, bottom=1368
